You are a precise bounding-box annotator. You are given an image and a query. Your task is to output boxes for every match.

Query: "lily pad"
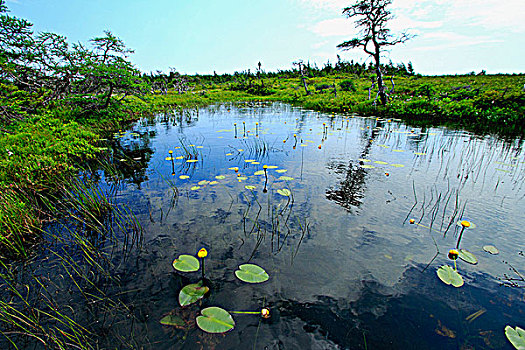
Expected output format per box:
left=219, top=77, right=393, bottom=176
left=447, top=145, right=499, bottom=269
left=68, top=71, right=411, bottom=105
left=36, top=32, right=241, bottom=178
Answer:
left=165, top=157, right=174, bottom=161
left=173, top=254, right=200, bottom=272
left=176, top=156, right=184, bottom=160
left=179, top=281, right=209, bottom=307
left=190, top=186, right=201, bottom=191
left=186, top=159, right=199, bottom=163
left=279, top=176, right=294, bottom=181
left=254, top=170, right=265, bottom=176
left=483, top=245, right=499, bottom=254
left=235, top=264, right=269, bottom=283
left=276, top=169, right=288, bottom=173
left=414, top=152, right=427, bottom=156
left=245, top=159, right=255, bottom=163
left=160, top=315, right=185, bottom=327
left=266, top=165, right=278, bottom=169
left=215, top=175, right=226, bottom=180
left=458, top=249, right=478, bottom=265
left=179, top=175, right=190, bottom=180
left=505, top=325, right=525, bottom=349
left=374, top=161, right=388, bottom=165
left=359, top=165, right=375, bottom=169
left=245, top=185, right=256, bottom=190
left=209, top=181, right=219, bottom=185
left=277, top=189, right=291, bottom=197
left=237, top=176, right=248, bottom=181
left=437, top=265, right=464, bottom=287
left=358, top=158, right=371, bottom=162
left=198, top=180, right=209, bottom=186
left=390, top=164, right=405, bottom=168
left=196, top=307, right=235, bottom=334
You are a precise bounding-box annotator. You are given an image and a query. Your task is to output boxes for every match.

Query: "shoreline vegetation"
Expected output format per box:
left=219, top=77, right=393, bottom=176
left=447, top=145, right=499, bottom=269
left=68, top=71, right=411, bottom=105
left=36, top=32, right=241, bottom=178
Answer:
left=2, top=72, right=524, bottom=257
left=1, top=0, right=524, bottom=256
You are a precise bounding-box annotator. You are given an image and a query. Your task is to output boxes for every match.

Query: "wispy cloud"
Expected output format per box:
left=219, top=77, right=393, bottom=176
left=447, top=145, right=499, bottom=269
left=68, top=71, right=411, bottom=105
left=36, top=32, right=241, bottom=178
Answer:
left=296, top=0, right=525, bottom=33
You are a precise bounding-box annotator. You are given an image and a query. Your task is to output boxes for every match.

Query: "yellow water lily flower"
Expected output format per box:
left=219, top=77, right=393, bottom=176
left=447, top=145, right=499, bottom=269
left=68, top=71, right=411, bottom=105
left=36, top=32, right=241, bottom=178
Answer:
left=197, top=248, right=208, bottom=258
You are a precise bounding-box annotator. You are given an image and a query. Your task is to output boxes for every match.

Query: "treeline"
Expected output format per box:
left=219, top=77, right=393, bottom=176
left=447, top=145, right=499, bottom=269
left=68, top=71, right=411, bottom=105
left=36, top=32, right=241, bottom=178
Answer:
left=0, top=0, right=146, bottom=128
left=145, top=56, right=415, bottom=89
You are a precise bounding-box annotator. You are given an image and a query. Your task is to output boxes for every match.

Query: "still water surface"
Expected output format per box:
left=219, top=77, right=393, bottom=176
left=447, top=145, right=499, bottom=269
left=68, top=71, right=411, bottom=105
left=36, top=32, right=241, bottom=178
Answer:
left=19, top=103, right=525, bottom=348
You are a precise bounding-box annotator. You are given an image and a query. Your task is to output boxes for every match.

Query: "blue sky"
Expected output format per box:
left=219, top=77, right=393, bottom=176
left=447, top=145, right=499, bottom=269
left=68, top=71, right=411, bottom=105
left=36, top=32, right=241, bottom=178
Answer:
left=6, top=0, right=524, bottom=75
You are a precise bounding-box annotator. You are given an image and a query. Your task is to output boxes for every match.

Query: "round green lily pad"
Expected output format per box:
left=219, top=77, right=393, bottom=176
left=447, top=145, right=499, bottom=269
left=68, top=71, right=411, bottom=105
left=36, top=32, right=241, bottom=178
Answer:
left=245, top=185, right=256, bottom=190
left=172, top=254, right=200, bottom=272
left=278, top=176, right=294, bottom=181
left=483, top=245, right=499, bottom=255
left=458, top=249, right=478, bottom=265
left=179, top=281, right=209, bottom=307
left=505, top=325, right=525, bottom=349
left=437, top=265, right=464, bottom=287
left=235, top=264, right=269, bottom=283
left=196, top=307, right=235, bottom=333
left=277, top=189, right=291, bottom=197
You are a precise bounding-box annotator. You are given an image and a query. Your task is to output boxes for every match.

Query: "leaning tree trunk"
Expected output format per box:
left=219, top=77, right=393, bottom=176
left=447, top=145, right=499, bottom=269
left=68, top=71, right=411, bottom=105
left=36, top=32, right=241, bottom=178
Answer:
left=104, top=82, right=114, bottom=109
left=374, top=48, right=388, bottom=105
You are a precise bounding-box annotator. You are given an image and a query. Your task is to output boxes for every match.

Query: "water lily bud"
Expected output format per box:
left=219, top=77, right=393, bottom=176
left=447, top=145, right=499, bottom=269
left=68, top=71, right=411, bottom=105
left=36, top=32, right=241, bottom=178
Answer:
left=409, top=219, right=415, bottom=224
left=261, top=308, right=270, bottom=319
left=460, top=220, right=471, bottom=228
left=197, top=248, right=208, bottom=258
left=318, top=145, right=322, bottom=149
left=448, top=249, right=459, bottom=260
left=169, top=150, right=173, bottom=154
left=263, top=165, right=268, bottom=169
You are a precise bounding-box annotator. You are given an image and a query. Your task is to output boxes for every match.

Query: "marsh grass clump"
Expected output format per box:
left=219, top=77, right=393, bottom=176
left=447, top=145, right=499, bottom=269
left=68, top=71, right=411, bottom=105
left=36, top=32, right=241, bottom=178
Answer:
left=0, top=170, right=143, bottom=349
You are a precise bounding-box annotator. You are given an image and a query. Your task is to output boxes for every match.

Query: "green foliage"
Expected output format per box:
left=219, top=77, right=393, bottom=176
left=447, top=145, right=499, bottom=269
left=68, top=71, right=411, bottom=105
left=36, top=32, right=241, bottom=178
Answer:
left=505, top=325, right=525, bottom=349
left=234, top=264, right=269, bottom=283
left=340, top=79, right=357, bottom=92
left=229, top=80, right=273, bottom=96
left=172, top=254, right=200, bottom=272
left=436, top=265, right=464, bottom=287
left=196, top=307, right=235, bottom=334
left=160, top=315, right=185, bottom=327
left=179, top=281, right=209, bottom=306
left=458, top=249, right=478, bottom=265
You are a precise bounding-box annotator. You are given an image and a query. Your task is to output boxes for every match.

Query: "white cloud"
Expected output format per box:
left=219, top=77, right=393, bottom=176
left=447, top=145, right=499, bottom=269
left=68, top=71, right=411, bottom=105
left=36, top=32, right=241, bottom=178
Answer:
left=311, top=18, right=356, bottom=37
left=297, top=0, right=525, bottom=33
left=294, top=0, right=347, bottom=11
left=311, top=40, right=330, bottom=49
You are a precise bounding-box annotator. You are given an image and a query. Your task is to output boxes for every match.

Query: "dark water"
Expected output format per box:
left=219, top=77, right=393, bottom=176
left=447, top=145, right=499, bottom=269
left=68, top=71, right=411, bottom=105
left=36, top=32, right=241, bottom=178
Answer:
left=5, top=102, right=525, bottom=349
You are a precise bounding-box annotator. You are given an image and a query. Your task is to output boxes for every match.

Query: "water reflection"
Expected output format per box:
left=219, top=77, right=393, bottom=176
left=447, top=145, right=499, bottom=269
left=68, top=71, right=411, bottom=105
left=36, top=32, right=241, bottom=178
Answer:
left=3, top=102, right=524, bottom=349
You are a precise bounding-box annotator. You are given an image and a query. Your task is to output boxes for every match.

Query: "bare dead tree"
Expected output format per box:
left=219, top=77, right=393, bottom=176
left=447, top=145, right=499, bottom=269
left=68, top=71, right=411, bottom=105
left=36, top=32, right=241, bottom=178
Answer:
left=337, top=0, right=412, bottom=105
left=292, top=60, right=310, bottom=96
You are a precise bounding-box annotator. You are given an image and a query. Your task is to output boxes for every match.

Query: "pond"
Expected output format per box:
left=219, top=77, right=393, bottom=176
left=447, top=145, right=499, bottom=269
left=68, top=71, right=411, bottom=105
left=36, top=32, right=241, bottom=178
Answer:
left=4, top=102, right=524, bottom=349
